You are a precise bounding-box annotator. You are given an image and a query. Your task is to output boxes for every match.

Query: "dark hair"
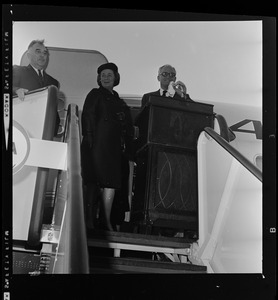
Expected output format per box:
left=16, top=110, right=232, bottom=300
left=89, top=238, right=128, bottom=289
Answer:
left=158, top=64, right=176, bottom=76
left=97, top=62, right=120, bottom=87
left=27, top=39, right=46, bottom=49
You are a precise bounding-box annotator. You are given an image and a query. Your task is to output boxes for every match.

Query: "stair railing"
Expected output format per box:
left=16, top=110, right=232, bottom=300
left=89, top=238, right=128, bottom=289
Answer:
left=50, top=104, right=89, bottom=274
left=204, top=126, right=262, bottom=182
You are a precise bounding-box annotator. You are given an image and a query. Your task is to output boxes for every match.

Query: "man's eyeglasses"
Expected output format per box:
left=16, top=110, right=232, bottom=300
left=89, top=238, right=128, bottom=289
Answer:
left=160, top=72, right=176, bottom=78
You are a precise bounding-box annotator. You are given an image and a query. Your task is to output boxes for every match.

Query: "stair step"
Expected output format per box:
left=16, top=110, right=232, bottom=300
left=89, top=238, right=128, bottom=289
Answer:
left=87, top=229, right=193, bottom=249
left=90, top=256, right=207, bottom=274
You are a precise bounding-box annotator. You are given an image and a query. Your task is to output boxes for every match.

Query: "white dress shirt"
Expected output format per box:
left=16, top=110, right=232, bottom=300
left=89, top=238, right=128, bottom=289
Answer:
left=160, top=88, right=175, bottom=98
left=30, top=65, right=44, bottom=76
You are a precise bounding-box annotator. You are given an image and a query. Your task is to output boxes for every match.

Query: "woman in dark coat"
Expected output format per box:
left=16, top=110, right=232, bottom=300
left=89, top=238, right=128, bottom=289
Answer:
left=81, top=62, right=134, bottom=231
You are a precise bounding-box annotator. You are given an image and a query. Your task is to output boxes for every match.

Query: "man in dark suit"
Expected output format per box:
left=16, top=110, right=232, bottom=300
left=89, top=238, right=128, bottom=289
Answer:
left=141, top=64, right=193, bottom=108
left=13, top=39, right=60, bottom=133
left=13, top=39, right=59, bottom=99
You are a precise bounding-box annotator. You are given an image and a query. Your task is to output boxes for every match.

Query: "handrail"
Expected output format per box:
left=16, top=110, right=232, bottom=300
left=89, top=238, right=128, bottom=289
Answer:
left=61, top=104, right=89, bottom=273
left=214, top=113, right=236, bottom=142
left=27, top=86, right=58, bottom=246
left=204, top=127, right=262, bottom=182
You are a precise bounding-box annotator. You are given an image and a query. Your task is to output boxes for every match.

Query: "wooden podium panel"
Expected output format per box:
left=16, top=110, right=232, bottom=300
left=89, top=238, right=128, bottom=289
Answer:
left=131, top=96, right=214, bottom=236
left=135, top=96, right=214, bottom=151
left=131, top=145, right=198, bottom=232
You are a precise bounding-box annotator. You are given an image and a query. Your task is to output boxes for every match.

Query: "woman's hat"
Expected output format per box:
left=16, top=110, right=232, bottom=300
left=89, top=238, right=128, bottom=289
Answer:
left=97, top=62, right=118, bottom=74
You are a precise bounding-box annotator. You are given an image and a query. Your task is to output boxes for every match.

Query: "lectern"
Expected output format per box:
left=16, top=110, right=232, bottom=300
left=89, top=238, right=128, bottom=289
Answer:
left=131, top=96, right=214, bottom=237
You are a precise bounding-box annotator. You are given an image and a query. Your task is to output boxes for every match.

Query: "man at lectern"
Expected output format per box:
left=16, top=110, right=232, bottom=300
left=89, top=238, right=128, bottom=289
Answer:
left=13, top=39, right=59, bottom=99
left=13, top=39, right=60, bottom=134
left=141, top=64, right=194, bottom=108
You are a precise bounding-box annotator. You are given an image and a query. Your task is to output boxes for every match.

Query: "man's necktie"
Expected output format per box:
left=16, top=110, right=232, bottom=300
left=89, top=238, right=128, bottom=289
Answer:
left=38, top=69, right=44, bottom=86
left=162, top=90, right=167, bottom=97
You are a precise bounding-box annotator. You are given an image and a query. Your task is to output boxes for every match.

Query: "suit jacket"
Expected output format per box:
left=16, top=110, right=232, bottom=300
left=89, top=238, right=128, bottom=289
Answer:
left=13, top=64, right=60, bottom=134
left=141, top=89, right=194, bottom=108
left=13, top=64, right=59, bottom=95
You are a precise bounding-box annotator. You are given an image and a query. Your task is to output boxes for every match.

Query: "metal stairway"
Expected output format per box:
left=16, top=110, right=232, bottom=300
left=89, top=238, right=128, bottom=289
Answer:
left=87, top=229, right=207, bottom=274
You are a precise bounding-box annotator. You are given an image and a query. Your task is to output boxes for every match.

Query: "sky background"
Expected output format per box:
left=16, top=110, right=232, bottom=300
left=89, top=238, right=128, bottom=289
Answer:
left=12, top=20, right=262, bottom=107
